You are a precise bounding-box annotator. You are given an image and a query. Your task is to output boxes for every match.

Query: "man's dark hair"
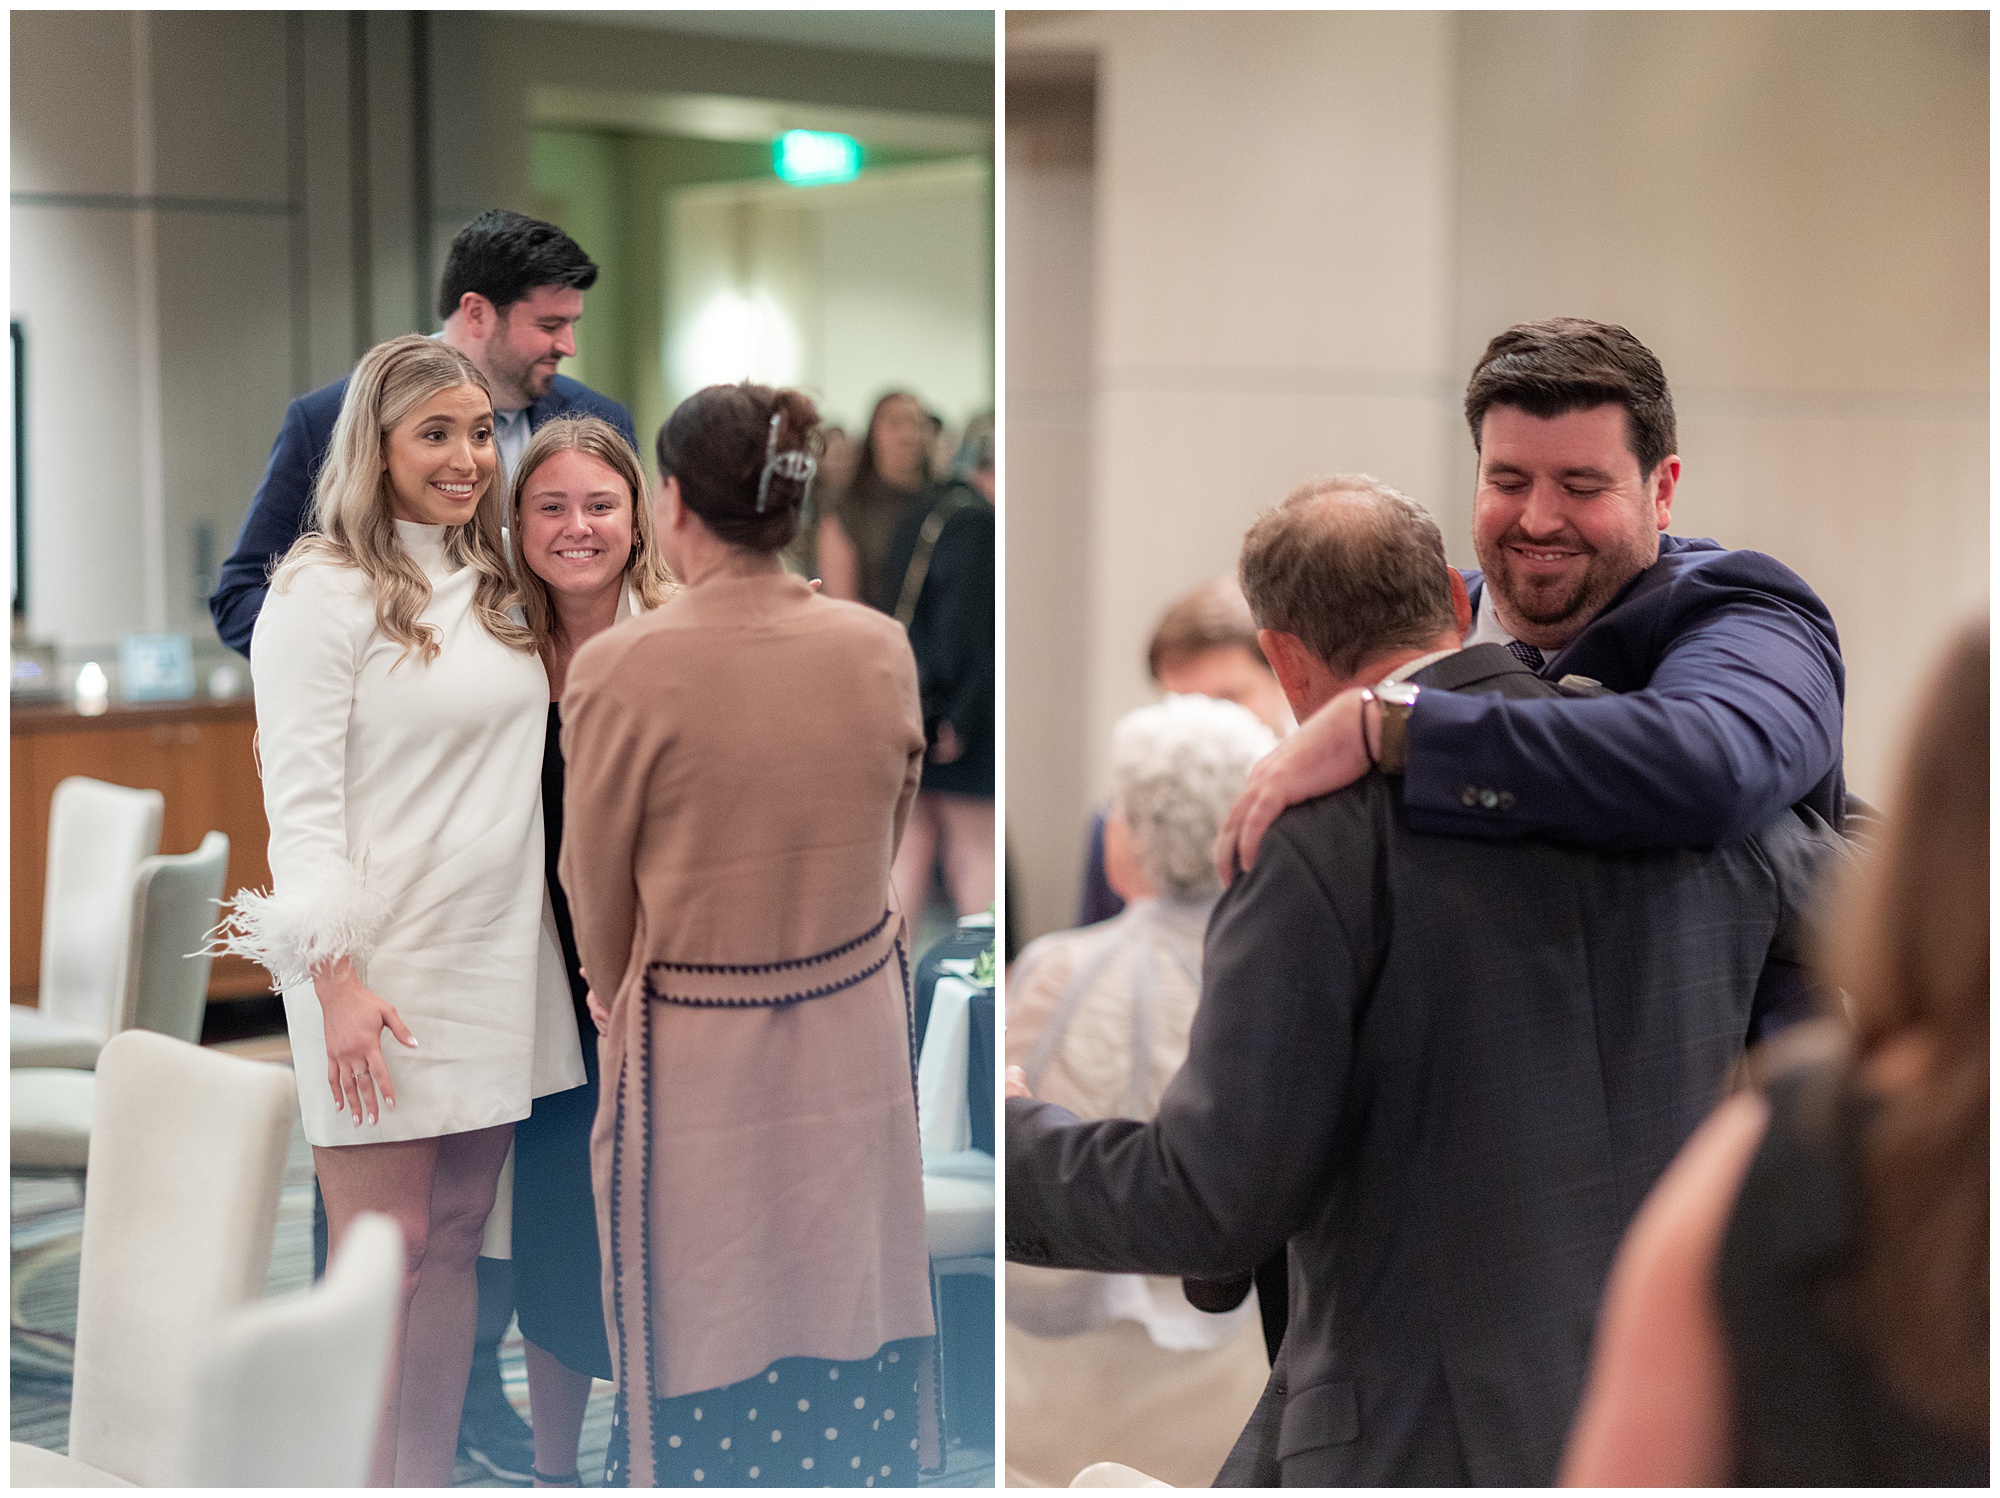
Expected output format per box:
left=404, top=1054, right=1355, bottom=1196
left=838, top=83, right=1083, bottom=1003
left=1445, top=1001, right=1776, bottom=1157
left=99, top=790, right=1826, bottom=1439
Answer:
left=1464, top=317, right=1677, bottom=479
left=436, top=210, right=599, bottom=322
left=1238, top=476, right=1457, bottom=680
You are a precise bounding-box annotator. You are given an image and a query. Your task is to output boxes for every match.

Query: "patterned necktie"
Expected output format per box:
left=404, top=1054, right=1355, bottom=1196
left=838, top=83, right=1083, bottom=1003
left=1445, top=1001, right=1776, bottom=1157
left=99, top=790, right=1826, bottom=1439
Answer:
left=1504, top=640, right=1546, bottom=673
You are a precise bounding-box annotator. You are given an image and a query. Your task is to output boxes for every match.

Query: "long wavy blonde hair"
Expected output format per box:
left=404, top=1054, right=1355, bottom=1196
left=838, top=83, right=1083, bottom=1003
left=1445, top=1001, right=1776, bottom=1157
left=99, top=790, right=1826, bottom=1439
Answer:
left=508, top=415, right=677, bottom=656
left=272, top=334, right=533, bottom=665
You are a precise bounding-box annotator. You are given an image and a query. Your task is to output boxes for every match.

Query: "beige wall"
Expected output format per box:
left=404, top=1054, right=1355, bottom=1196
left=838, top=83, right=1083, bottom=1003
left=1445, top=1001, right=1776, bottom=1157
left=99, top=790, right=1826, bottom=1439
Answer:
left=12, top=11, right=991, bottom=658
left=12, top=11, right=439, bottom=654
left=1452, top=10, right=1988, bottom=815
left=667, top=161, right=994, bottom=432
left=1006, top=10, right=1988, bottom=944
left=1005, top=59, right=1097, bottom=943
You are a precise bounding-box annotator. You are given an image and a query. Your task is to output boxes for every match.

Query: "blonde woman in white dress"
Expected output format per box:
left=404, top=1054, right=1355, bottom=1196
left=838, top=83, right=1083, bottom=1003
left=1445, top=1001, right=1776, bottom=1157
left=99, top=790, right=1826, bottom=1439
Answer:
left=219, top=334, right=582, bottom=1486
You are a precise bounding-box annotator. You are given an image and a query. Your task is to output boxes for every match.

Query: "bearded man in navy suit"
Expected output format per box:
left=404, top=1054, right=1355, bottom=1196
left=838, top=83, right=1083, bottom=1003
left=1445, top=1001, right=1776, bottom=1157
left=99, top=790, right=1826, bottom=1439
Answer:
left=210, top=209, right=635, bottom=656
left=1220, top=316, right=1845, bottom=875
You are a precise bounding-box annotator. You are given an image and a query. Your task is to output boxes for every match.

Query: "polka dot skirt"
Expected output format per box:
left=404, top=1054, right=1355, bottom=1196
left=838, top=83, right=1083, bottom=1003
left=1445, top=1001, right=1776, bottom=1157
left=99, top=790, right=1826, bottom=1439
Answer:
left=605, top=1339, right=928, bottom=1488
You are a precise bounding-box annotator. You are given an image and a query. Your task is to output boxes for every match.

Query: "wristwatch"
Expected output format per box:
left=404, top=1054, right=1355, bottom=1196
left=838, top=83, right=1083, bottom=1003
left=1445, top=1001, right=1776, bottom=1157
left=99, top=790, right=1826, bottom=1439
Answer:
left=1361, top=680, right=1422, bottom=774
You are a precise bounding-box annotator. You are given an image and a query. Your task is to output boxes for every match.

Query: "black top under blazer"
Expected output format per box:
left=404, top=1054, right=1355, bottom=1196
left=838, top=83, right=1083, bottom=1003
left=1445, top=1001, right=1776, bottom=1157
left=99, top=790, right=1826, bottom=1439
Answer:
left=1005, top=645, right=1841, bottom=1486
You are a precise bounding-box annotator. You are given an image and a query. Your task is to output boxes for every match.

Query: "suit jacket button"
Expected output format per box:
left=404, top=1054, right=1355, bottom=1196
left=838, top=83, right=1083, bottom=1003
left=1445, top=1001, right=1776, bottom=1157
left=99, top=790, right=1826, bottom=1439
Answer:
left=1460, top=785, right=1480, bottom=807
left=1479, top=789, right=1499, bottom=809
left=1498, top=791, right=1516, bottom=811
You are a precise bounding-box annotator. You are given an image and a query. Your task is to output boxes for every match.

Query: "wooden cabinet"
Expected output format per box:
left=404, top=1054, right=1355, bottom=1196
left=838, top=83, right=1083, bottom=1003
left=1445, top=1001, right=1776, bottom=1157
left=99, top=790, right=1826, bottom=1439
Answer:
left=12, top=698, right=272, bottom=1004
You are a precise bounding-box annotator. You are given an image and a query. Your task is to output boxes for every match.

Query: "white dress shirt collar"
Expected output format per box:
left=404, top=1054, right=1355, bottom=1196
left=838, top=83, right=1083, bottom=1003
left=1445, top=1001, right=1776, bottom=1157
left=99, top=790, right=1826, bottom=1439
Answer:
left=1464, top=582, right=1521, bottom=650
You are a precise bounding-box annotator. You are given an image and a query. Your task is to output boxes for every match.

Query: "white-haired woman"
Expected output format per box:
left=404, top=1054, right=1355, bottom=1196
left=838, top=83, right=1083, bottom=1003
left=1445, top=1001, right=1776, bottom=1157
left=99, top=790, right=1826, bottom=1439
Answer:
left=1003, top=693, right=1277, bottom=1488
left=218, top=334, right=583, bottom=1486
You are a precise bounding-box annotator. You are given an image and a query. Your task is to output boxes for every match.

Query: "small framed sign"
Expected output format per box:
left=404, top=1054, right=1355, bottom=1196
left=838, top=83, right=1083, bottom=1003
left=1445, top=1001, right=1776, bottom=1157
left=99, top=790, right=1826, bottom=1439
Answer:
left=119, top=632, right=196, bottom=702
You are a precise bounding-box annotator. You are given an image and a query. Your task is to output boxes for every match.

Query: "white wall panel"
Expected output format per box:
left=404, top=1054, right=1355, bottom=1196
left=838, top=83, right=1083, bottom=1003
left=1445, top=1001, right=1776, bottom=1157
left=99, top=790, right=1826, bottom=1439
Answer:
left=1007, top=8, right=1986, bottom=940
left=10, top=12, right=137, bottom=197
left=13, top=206, right=150, bottom=646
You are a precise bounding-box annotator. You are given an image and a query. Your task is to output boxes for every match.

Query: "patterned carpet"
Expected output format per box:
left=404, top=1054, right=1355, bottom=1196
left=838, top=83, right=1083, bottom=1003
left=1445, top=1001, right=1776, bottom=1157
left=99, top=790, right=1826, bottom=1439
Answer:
left=12, top=1132, right=992, bottom=1487
left=10, top=994, right=992, bottom=1487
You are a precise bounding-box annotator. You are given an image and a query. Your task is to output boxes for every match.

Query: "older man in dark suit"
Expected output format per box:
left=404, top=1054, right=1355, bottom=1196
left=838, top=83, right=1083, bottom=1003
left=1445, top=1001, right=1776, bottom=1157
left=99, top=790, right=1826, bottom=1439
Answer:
left=1005, top=476, right=1839, bottom=1485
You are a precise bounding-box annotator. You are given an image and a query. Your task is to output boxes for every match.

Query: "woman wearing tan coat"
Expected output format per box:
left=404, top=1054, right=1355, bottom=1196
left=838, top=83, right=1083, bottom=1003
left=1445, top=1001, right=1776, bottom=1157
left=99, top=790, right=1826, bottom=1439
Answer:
left=560, top=383, right=938, bottom=1488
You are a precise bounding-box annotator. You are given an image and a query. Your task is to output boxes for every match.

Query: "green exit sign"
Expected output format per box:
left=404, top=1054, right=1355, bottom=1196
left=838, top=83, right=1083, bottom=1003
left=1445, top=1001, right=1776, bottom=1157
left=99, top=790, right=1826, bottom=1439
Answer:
left=773, top=130, right=862, bottom=186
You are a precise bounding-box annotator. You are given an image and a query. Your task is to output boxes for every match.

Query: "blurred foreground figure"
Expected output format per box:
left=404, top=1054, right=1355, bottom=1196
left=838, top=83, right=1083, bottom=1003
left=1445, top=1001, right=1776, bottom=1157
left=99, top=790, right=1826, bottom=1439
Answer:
left=1005, top=695, right=1275, bottom=1487
left=1563, top=617, right=1988, bottom=1487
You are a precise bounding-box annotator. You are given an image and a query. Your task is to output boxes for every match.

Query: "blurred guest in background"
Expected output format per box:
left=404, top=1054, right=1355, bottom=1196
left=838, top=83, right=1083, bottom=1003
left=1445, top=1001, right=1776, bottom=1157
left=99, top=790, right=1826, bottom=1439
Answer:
left=924, top=406, right=958, bottom=483
left=1005, top=693, right=1275, bottom=1488
left=1148, top=580, right=1296, bottom=737
left=817, top=390, right=931, bottom=605
left=563, top=382, right=936, bottom=1487
left=1563, top=617, right=1988, bottom=1487
left=784, top=423, right=858, bottom=580
left=506, top=416, right=675, bottom=1487
left=1077, top=580, right=1293, bottom=927
left=820, top=423, right=861, bottom=500
left=883, top=414, right=996, bottom=918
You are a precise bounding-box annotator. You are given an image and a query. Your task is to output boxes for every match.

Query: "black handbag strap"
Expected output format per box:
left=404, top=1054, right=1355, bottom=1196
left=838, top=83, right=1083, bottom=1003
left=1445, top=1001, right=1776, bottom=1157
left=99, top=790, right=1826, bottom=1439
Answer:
left=892, top=488, right=980, bottom=628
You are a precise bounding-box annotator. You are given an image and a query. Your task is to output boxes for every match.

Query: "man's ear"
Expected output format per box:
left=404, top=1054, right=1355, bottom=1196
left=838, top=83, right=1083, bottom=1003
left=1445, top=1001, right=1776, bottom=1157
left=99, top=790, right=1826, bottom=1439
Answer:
left=1257, top=628, right=1317, bottom=714
left=455, top=291, right=496, bottom=336
left=1648, top=455, right=1680, bottom=532
left=1447, top=566, right=1472, bottom=638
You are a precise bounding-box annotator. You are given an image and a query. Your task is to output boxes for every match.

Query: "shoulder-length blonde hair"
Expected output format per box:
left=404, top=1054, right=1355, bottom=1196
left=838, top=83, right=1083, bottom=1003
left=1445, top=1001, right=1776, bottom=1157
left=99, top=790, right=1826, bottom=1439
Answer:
left=1822, top=613, right=1987, bottom=1436
left=273, top=334, right=533, bottom=665
left=508, top=415, right=676, bottom=655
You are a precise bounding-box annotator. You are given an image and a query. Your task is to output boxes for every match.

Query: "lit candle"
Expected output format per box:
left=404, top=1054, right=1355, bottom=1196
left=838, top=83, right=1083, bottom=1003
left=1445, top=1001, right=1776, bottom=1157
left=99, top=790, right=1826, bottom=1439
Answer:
left=74, top=661, right=109, bottom=717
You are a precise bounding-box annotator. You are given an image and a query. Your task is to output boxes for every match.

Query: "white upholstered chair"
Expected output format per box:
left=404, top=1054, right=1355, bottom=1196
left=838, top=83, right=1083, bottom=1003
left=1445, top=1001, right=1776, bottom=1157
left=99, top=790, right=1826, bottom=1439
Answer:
left=11, top=778, right=164, bottom=1070
left=12, top=833, right=232, bottom=1175
left=918, top=966, right=997, bottom=1263
left=7, top=1031, right=297, bottom=1487
left=170, top=1212, right=402, bottom=1487
left=1071, top=1460, right=1172, bottom=1486
left=917, top=967, right=996, bottom=1448
left=121, top=832, right=229, bottom=1045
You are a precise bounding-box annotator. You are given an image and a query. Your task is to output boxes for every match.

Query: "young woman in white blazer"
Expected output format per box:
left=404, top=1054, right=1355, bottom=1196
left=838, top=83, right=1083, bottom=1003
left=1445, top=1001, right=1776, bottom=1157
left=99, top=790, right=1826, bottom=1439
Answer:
left=218, top=334, right=583, bottom=1486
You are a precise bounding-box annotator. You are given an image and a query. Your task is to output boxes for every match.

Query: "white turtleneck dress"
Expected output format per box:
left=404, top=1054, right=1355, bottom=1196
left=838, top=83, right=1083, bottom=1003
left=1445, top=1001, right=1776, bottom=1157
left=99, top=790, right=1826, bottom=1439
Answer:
left=228, top=521, right=581, bottom=1146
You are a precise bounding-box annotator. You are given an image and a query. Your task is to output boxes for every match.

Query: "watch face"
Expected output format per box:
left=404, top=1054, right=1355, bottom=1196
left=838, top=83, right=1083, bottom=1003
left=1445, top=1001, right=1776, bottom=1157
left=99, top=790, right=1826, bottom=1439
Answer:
left=1375, top=680, right=1421, bottom=708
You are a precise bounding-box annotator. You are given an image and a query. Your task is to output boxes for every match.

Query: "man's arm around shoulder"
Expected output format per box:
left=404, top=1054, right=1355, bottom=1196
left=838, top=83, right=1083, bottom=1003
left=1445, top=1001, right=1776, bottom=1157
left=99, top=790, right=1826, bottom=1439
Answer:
left=1005, top=794, right=1379, bottom=1278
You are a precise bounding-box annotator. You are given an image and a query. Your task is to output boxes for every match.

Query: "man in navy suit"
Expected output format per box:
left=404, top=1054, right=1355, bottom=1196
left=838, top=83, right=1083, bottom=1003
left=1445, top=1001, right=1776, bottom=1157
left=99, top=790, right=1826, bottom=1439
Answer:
left=1219, top=316, right=1844, bottom=872
left=210, top=209, right=636, bottom=656
left=209, top=209, right=632, bottom=1483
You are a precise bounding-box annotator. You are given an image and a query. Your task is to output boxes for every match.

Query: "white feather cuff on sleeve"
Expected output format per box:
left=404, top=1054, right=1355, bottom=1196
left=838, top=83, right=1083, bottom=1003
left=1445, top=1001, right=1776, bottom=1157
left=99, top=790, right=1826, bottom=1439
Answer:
left=208, top=856, right=394, bottom=992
